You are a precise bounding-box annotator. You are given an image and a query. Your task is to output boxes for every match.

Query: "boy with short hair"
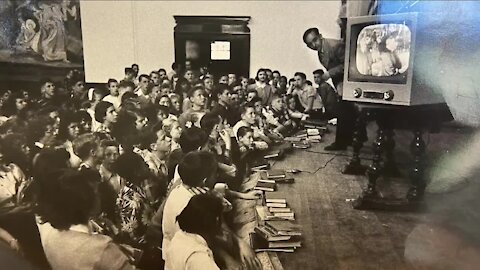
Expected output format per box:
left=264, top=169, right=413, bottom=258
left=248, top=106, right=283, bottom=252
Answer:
left=72, top=133, right=103, bottom=170
left=233, top=105, right=270, bottom=148
left=102, top=79, right=121, bottom=109
left=178, top=86, right=208, bottom=128
left=264, top=96, right=296, bottom=135
left=123, top=67, right=135, bottom=83
left=313, top=69, right=338, bottom=119
left=292, top=72, right=324, bottom=118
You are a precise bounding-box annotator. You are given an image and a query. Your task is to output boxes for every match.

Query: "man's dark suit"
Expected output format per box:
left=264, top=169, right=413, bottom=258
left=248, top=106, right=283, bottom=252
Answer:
left=318, top=38, right=363, bottom=148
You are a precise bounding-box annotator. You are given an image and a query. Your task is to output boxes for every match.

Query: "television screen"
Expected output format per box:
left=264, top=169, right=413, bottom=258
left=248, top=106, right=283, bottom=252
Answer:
left=348, top=21, right=412, bottom=84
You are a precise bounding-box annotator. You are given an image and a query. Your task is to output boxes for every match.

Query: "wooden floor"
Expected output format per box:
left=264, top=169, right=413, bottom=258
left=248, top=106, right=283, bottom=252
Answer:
left=265, top=122, right=474, bottom=270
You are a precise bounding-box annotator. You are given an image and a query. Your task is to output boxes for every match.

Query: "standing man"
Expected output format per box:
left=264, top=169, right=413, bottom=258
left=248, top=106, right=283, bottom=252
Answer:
left=303, top=27, right=363, bottom=151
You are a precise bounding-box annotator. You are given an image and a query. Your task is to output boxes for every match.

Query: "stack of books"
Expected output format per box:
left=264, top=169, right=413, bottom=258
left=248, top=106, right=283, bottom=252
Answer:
left=251, top=219, right=303, bottom=253
left=285, top=128, right=323, bottom=144
left=251, top=225, right=302, bottom=253
left=265, top=220, right=302, bottom=237
left=305, top=128, right=322, bottom=142
left=265, top=192, right=294, bottom=220
left=301, top=119, right=328, bottom=130
left=259, top=169, right=295, bottom=184
left=255, top=192, right=295, bottom=221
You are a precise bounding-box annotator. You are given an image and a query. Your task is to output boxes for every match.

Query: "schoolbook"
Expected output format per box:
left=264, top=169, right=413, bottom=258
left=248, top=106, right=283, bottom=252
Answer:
left=302, top=119, right=327, bottom=129
left=284, top=136, right=302, bottom=142
left=254, top=181, right=276, bottom=192
left=250, top=159, right=270, bottom=171
left=264, top=150, right=282, bottom=160
left=266, top=202, right=287, bottom=208
left=292, top=141, right=311, bottom=149
left=254, top=226, right=292, bottom=242
left=267, top=169, right=286, bottom=179
left=272, top=212, right=294, bottom=219
left=260, top=171, right=294, bottom=183
left=308, top=135, right=322, bottom=141
left=265, top=220, right=302, bottom=236
left=250, top=233, right=299, bottom=251
left=265, top=192, right=288, bottom=203
left=295, top=130, right=308, bottom=138
left=268, top=207, right=292, bottom=213
left=258, top=178, right=276, bottom=184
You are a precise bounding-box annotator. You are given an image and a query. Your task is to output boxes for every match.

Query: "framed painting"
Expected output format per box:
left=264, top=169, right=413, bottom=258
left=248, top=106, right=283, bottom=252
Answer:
left=0, top=0, right=83, bottom=82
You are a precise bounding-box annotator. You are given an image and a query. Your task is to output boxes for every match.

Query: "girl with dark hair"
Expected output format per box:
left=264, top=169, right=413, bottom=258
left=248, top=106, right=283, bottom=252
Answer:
left=246, top=68, right=275, bottom=106
left=165, top=193, right=223, bottom=270
left=27, top=114, right=60, bottom=158
left=76, top=110, right=93, bottom=134
left=35, top=168, right=134, bottom=270
left=111, top=152, right=165, bottom=269
left=1, top=91, right=29, bottom=119
left=58, top=111, right=82, bottom=168
left=94, top=101, right=117, bottom=134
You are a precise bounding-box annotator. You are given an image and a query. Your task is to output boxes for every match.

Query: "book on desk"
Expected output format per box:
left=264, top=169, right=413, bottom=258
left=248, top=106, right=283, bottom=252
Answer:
left=255, top=181, right=277, bottom=192
left=250, top=230, right=301, bottom=252
left=259, top=170, right=295, bottom=184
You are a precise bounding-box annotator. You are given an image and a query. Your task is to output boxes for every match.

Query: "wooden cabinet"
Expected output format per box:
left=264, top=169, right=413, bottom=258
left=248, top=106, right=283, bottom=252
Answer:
left=174, top=16, right=251, bottom=78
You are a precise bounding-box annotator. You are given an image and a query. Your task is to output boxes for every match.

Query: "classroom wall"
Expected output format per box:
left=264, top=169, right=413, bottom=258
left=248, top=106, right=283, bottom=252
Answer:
left=80, top=1, right=480, bottom=126
left=79, top=1, right=341, bottom=83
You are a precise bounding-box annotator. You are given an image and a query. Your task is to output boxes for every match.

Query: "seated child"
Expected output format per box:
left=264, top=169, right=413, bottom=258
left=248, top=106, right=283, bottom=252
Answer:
left=94, top=101, right=118, bottom=135
left=155, top=105, right=170, bottom=124
left=159, top=151, right=260, bottom=270
left=232, top=105, right=270, bottom=149
left=286, top=95, right=309, bottom=123
left=72, top=133, right=102, bottom=170
left=165, top=193, right=223, bottom=270
left=249, top=97, right=281, bottom=142
left=162, top=118, right=182, bottom=152
left=178, top=86, right=208, bottom=128
left=158, top=94, right=172, bottom=109
left=244, top=89, right=258, bottom=105
left=263, top=96, right=297, bottom=136
left=168, top=93, right=182, bottom=116
left=136, top=127, right=171, bottom=178
left=102, top=79, right=120, bottom=109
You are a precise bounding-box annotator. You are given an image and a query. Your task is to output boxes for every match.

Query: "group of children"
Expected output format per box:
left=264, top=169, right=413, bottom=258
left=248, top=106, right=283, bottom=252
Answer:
left=0, top=61, right=338, bottom=270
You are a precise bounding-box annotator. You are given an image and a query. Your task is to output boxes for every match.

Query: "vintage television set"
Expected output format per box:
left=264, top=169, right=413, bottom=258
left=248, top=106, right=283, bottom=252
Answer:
left=342, top=13, right=445, bottom=106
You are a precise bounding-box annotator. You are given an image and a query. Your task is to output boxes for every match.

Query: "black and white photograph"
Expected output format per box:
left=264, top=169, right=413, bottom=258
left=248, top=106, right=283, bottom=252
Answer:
left=356, top=23, right=410, bottom=77
left=0, top=1, right=479, bottom=270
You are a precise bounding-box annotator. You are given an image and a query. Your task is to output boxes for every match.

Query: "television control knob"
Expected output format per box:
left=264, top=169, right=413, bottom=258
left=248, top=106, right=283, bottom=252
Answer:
left=353, top=88, right=362, bottom=98
left=384, top=90, right=394, bottom=101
